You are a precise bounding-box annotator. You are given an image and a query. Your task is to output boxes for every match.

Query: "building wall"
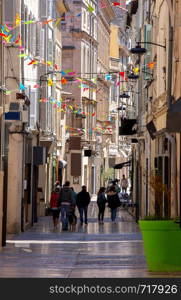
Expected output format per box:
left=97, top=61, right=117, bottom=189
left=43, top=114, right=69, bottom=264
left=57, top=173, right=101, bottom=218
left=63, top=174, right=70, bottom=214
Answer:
left=61, top=0, right=99, bottom=193
left=110, top=25, right=119, bottom=58
left=7, top=133, right=23, bottom=233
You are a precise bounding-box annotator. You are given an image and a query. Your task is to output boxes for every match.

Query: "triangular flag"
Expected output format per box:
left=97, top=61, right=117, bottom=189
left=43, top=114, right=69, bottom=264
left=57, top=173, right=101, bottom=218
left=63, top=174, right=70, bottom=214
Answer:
left=19, top=83, right=26, bottom=90
left=61, top=77, right=67, bottom=84
left=119, top=72, right=125, bottom=78
left=48, top=78, right=53, bottom=86
left=33, top=84, right=40, bottom=88
left=87, top=5, right=94, bottom=13
left=147, top=62, right=155, bottom=69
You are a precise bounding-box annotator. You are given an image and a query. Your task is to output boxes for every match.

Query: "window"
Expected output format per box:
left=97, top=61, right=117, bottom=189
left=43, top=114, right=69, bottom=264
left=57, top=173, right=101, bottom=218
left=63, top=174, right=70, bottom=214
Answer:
left=82, top=9, right=86, bottom=30
left=94, top=19, right=97, bottom=40
left=48, top=28, right=53, bottom=63
left=144, top=24, right=152, bottom=80
left=83, top=46, right=86, bottom=75
left=29, top=90, right=38, bottom=128
left=87, top=12, right=90, bottom=32
left=40, top=28, right=45, bottom=59
left=61, top=13, right=66, bottom=24
left=4, top=0, right=15, bottom=24
left=40, top=0, right=48, bottom=18
left=87, top=48, right=90, bottom=74
left=48, top=0, right=53, bottom=18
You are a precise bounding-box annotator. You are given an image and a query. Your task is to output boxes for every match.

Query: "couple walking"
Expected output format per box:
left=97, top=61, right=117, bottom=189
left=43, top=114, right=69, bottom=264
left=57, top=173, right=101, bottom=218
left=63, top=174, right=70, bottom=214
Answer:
left=97, top=186, right=120, bottom=224
left=50, top=181, right=90, bottom=230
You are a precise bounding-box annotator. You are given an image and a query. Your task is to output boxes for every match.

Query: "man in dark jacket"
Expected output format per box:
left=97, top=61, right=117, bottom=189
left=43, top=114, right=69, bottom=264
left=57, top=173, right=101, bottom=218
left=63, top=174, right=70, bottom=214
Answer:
left=76, top=186, right=90, bottom=225
left=59, top=181, right=73, bottom=230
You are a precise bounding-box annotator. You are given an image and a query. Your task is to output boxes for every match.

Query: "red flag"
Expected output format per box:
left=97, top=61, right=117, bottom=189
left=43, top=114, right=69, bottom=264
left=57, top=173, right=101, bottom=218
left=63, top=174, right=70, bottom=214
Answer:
left=15, top=34, right=20, bottom=44
left=0, top=33, right=8, bottom=38
left=28, top=60, right=36, bottom=65
left=119, top=72, right=125, bottom=78
left=113, top=2, right=121, bottom=6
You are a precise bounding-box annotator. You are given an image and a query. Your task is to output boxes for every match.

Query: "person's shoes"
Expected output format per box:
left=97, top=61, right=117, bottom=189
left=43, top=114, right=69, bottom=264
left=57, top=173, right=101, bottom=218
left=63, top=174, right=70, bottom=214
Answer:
left=62, top=226, right=68, bottom=231
left=80, top=222, right=83, bottom=226
left=85, top=222, right=88, bottom=225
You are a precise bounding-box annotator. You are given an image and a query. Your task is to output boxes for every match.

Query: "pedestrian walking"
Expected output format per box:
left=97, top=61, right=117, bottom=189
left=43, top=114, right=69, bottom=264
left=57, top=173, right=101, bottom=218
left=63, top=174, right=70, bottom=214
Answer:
left=68, top=187, right=77, bottom=229
left=76, top=186, right=90, bottom=225
left=121, top=175, right=128, bottom=194
left=97, top=187, right=107, bottom=224
left=50, top=187, right=60, bottom=229
left=58, top=181, right=73, bottom=231
left=107, top=186, right=120, bottom=223
left=71, top=187, right=77, bottom=206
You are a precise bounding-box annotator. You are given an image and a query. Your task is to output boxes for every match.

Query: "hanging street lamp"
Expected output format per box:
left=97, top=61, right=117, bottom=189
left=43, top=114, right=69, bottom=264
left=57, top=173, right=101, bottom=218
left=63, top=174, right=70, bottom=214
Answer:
left=119, top=92, right=130, bottom=99
left=130, top=42, right=166, bottom=55
left=127, top=73, right=139, bottom=80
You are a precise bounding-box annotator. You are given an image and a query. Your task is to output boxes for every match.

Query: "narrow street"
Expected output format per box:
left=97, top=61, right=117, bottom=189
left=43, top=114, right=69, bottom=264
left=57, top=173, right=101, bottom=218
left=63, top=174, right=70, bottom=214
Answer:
left=0, top=200, right=148, bottom=278
left=0, top=200, right=179, bottom=278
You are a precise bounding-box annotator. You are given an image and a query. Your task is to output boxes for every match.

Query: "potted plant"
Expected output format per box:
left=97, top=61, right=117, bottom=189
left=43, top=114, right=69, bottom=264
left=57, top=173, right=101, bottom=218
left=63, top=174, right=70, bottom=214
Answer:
left=139, top=171, right=181, bottom=272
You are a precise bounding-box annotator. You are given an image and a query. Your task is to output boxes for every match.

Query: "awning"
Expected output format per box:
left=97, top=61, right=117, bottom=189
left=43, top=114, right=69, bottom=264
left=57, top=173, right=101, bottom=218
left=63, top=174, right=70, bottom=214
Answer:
left=146, top=120, right=157, bottom=139
left=119, top=119, right=137, bottom=135
left=113, top=160, right=131, bottom=169
left=40, top=137, right=56, bottom=154
left=166, top=98, right=181, bottom=132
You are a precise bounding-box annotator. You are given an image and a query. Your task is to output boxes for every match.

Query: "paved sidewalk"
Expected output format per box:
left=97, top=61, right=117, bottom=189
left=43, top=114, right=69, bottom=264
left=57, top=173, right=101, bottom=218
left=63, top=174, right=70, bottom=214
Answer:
left=0, top=202, right=180, bottom=278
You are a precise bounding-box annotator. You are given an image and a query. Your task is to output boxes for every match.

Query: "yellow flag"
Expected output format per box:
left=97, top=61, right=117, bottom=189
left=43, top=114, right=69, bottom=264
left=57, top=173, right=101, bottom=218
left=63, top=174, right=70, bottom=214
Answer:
left=48, top=78, right=53, bottom=86
left=133, top=67, right=139, bottom=74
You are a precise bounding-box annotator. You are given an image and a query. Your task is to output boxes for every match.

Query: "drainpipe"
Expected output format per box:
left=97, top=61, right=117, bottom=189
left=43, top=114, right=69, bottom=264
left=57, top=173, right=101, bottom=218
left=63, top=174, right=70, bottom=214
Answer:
left=165, top=133, right=177, bottom=218
left=166, top=9, right=178, bottom=222
left=167, top=14, right=173, bottom=109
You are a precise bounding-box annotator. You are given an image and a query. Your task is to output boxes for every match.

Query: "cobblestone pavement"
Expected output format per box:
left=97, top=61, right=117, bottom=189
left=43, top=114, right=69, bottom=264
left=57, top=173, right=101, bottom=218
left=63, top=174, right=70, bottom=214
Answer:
left=0, top=201, right=180, bottom=278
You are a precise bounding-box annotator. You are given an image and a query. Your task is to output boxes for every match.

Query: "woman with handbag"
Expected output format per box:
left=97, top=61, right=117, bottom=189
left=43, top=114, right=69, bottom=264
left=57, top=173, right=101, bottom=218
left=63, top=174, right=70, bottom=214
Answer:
left=50, top=186, right=60, bottom=229
left=107, top=186, right=120, bottom=224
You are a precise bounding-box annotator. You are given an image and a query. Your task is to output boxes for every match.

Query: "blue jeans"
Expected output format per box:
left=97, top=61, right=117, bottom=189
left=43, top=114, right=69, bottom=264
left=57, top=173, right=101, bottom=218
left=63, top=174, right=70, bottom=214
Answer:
left=78, top=206, right=88, bottom=224
left=111, top=208, right=117, bottom=222
left=60, top=205, right=70, bottom=230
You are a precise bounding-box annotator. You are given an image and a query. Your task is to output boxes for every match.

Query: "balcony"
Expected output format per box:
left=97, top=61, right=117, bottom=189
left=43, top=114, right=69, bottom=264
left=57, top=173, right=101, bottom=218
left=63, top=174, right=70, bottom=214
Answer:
left=109, top=57, right=120, bottom=71
left=108, top=145, right=119, bottom=156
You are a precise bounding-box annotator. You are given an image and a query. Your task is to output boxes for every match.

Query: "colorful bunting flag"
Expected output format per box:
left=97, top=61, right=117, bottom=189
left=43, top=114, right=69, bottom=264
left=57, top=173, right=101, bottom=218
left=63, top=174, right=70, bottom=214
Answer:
left=48, top=78, right=53, bottom=86
left=19, top=83, right=26, bottom=90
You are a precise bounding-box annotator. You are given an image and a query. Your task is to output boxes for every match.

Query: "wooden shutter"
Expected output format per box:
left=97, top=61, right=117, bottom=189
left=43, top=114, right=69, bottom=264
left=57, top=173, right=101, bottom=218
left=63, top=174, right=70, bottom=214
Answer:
left=69, top=137, right=81, bottom=150
left=40, top=0, right=48, bottom=18
left=30, top=89, right=37, bottom=128
left=71, top=153, right=81, bottom=176
left=144, top=24, right=152, bottom=80
left=4, top=0, right=15, bottom=24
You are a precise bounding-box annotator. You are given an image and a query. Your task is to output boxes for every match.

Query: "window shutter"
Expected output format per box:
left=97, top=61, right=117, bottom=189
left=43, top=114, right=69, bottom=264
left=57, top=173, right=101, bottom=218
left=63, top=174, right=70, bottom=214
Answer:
left=69, top=137, right=81, bottom=150
left=40, top=0, right=47, bottom=18
left=30, top=90, right=37, bottom=128
left=144, top=24, right=152, bottom=80
left=71, top=153, right=81, bottom=176
left=40, top=28, right=45, bottom=59
left=4, top=0, right=15, bottom=24
left=36, top=23, right=40, bottom=56
left=32, top=22, right=37, bottom=56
